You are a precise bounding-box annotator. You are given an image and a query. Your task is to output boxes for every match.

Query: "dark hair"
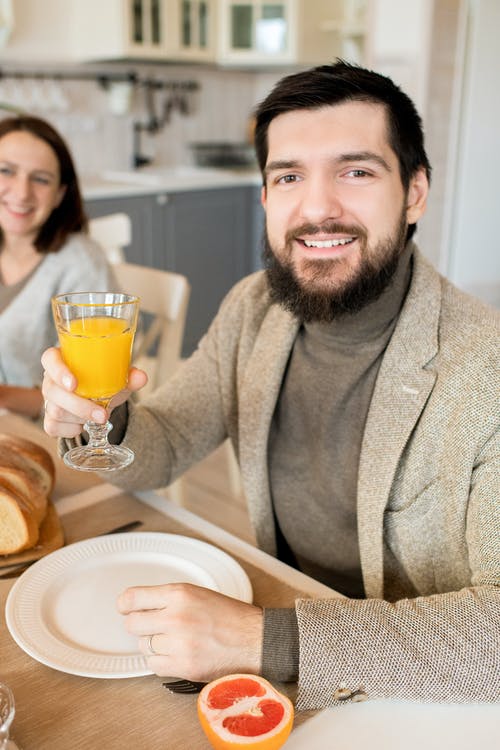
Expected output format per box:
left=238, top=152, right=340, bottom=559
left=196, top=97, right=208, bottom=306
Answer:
left=0, top=115, right=88, bottom=253
left=254, top=61, right=431, bottom=239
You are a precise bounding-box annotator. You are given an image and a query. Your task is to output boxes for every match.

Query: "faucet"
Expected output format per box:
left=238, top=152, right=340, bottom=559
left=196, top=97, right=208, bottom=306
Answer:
left=132, top=121, right=153, bottom=169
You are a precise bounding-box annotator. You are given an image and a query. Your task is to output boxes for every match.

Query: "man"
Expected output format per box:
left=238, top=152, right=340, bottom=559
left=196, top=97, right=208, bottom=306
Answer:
left=42, top=62, right=499, bottom=708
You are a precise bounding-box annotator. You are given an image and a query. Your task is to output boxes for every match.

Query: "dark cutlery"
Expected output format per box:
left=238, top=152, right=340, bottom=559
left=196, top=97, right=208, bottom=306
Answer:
left=0, top=520, right=143, bottom=579
left=162, top=680, right=206, bottom=694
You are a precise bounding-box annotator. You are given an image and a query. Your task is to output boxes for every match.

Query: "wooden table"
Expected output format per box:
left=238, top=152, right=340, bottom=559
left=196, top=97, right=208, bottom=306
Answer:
left=4, top=414, right=497, bottom=750
left=0, top=414, right=333, bottom=749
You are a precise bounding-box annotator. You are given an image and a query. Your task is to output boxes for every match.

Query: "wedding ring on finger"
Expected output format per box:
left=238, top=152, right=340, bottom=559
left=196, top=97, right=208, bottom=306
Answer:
left=146, top=634, right=158, bottom=655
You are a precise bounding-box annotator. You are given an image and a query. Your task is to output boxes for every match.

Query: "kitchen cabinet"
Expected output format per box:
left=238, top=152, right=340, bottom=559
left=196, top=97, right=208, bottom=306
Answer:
left=157, top=187, right=250, bottom=353
left=174, top=0, right=217, bottom=62
left=84, top=193, right=157, bottom=267
left=71, top=0, right=175, bottom=62
left=1, top=0, right=369, bottom=66
left=85, top=185, right=260, bottom=356
left=217, top=0, right=370, bottom=67
left=250, top=185, right=265, bottom=271
left=0, top=0, right=212, bottom=63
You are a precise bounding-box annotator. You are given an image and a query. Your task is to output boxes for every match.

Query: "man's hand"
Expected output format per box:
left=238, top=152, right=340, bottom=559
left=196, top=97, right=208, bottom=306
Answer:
left=117, top=583, right=264, bottom=682
left=41, top=346, right=148, bottom=438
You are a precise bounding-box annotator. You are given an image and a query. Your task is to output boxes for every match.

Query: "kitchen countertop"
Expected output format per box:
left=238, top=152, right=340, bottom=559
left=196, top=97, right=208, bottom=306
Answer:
left=81, top=166, right=262, bottom=200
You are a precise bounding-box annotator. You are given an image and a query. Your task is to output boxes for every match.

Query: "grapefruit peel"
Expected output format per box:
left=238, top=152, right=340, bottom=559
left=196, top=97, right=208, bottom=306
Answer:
left=197, top=674, right=294, bottom=750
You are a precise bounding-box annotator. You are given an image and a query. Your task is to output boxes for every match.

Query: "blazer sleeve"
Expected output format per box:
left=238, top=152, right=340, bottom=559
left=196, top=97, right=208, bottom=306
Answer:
left=294, top=428, right=500, bottom=708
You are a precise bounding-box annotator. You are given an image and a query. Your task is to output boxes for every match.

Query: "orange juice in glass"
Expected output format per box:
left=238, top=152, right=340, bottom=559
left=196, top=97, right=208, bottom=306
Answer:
left=52, top=292, right=139, bottom=471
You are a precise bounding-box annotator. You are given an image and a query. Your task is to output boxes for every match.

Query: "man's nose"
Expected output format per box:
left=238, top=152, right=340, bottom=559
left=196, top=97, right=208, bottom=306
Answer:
left=298, top=176, right=343, bottom=224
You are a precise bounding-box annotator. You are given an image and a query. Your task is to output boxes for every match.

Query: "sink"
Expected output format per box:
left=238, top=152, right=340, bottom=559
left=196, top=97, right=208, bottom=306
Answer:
left=96, top=165, right=261, bottom=192
left=82, top=165, right=261, bottom=199
left=100, top=166, right=238, bottom=187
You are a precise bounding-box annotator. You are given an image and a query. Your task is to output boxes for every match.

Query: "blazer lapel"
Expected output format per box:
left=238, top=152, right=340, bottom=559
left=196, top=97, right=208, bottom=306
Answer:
left=357, top=252, right=441, bottom=598
left=239, top=304, right=299, bottom=555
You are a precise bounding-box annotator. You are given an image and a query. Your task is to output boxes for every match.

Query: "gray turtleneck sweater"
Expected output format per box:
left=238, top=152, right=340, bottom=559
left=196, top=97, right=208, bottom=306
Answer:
left=262, top=244, right=414, bottom=682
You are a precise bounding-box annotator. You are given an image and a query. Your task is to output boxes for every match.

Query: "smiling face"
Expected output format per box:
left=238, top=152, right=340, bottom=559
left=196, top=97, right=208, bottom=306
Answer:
left=0, top=130, right=66, bottom=244
left=261, top=101, right=428, bottom=318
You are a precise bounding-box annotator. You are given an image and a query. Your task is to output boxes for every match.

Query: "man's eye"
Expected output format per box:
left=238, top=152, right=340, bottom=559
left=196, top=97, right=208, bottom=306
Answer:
left=277, top=174, right=299, bottom=184
left=347, top=169, right=370, bottom=178
left=0, top=166, right=13, bottom=176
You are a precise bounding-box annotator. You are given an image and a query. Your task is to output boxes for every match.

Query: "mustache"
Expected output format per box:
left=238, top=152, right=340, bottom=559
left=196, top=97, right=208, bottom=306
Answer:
left=285, top=222, right=368, bottom=244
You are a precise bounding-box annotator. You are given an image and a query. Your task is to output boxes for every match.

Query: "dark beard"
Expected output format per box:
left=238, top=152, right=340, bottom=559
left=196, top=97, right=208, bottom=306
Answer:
left=263, top=213, right=408, bottom=323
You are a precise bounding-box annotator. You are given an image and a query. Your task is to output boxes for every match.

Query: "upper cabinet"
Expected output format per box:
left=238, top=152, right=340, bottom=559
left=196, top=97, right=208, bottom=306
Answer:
left=72, top=0, right=218, bottom=63
left=218, top=0, right=295, bottom=65
left=0, top=0, right=370, bottom=67
left=0, top=0, right=217, bottom=63
left=217, top=0, right=369, bottom=67
left=174, top=0, right=217, bottom=62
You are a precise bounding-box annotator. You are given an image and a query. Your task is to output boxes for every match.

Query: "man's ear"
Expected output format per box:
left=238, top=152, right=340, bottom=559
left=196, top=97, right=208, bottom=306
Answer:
left=406, top=167, right=429, bottom=224
left=261, top=185, right=267, bottom=209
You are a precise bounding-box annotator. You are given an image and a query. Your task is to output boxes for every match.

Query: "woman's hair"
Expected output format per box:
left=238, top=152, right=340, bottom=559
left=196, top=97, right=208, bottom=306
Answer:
left=0, top=114, right=88, bottom=253
left=254, top=60, right=432, bottom=241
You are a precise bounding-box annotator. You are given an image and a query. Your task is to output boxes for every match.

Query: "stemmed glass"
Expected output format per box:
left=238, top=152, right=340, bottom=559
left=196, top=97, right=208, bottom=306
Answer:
left=52, top=292, right=139, bottom=472
left=0, top=683, right=16, bottom=750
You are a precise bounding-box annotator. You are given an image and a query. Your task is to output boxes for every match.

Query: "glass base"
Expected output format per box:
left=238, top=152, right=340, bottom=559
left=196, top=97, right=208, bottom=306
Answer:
left=63, top=444, right=135, bottom=472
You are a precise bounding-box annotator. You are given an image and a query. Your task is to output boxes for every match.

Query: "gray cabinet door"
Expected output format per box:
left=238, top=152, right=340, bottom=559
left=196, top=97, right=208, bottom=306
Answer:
left=85, top=185, right=257, bottom=357
left=251, top=185, right=265, bottom=272
left=85, top=194, right=157, bottom=267
left=157, top=187, right=250, bottom=355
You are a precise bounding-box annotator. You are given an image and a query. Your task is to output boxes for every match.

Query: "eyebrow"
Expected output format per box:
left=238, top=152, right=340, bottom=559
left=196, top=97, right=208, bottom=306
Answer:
left=264, top=151, right=393, bottom=179
left=31, top=170, right=57, bottom=179
left=337, top=151, right=392, bottom=172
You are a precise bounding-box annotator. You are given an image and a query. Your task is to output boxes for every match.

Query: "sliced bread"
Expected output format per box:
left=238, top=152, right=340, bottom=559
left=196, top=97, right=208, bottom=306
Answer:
left=0, top=482, right=40, bottom=553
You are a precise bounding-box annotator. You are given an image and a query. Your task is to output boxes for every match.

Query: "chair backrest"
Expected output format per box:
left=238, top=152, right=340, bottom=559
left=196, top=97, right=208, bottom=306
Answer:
left=112, top=262, right=190, bottom=387
left=88, top=213, right=131, bottom=264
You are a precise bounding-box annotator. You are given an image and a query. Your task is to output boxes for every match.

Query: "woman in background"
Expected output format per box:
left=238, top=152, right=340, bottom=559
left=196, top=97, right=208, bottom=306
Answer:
left=0, top=115, right=116, bottom=419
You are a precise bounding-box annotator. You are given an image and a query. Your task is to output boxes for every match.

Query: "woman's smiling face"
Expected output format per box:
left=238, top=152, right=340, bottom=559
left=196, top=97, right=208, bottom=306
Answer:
left=0, top=130, right=65, bottom=244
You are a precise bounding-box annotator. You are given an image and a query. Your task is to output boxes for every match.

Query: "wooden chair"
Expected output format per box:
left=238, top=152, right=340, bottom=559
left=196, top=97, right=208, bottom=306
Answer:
left=112, top=261, right=190, bottom=390
left=88, top=213, right=130, bottom=264
left=113, top=261, right=190, bottom=504
left=90, top=211, right=243, bottom=501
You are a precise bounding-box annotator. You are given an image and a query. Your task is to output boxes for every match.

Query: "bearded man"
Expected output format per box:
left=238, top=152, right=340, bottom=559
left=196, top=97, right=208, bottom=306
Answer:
left=42, top=62, right=499, bottom=708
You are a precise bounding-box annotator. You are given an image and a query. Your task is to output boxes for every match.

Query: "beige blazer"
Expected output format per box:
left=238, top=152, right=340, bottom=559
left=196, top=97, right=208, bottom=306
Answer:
left=115, top=249, right=499, bottom=708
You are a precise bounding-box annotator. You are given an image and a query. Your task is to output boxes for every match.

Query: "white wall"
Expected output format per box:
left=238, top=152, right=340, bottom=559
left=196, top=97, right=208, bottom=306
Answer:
left=0, top=63, right=258, bottom=174
left=445, top=0, right=500, bottom=306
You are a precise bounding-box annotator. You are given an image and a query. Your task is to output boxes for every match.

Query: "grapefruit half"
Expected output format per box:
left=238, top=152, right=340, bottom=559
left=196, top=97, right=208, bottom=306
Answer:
left=197, top=674, right=294, bottom=750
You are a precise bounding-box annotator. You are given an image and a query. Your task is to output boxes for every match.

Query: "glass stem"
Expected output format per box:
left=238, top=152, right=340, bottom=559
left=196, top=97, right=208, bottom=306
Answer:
left=84, top=420, right=112, bottom=449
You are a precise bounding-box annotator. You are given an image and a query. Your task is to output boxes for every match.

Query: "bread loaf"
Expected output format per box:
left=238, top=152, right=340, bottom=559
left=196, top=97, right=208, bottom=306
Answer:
left=0, top=483, right=40, bottom=552
left=0, top=434, right=56, bottom=555
left=0, top=434, right=55, bottom=494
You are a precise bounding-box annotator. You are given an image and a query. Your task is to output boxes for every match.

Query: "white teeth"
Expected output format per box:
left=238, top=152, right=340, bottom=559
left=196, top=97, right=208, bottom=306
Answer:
left=303, top=238, right=354, bottom=248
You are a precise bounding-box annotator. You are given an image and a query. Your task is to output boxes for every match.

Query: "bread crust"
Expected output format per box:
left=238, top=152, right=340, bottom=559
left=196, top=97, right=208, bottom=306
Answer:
left=0, top=434, right=55, bottom=493
left=0, top=483, right=40, bottom=553
left=0, top=447, right=48, bottom=523
left=0, top=434, right=55, bottom=555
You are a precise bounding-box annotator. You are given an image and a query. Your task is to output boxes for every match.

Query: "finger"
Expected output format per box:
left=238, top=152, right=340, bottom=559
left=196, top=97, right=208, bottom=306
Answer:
left=117, top=583, right=178, bottom=614
left=107, top=368, right=148, bottom=412
left=139, top=633, right=169, bottom=657
left=43, top=412, right=83, bottom=439
left=128, top=367, right=148, bottom=392
left=44, top=379, right=107, bottom=424
left=122, top=609, right=171, bottom=638
left=41, top=347, right=76, bottom=392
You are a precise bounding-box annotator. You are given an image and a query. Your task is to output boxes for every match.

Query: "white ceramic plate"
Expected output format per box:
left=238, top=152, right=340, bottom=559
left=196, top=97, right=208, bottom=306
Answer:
left=5, top=532, right=252, bottom=679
